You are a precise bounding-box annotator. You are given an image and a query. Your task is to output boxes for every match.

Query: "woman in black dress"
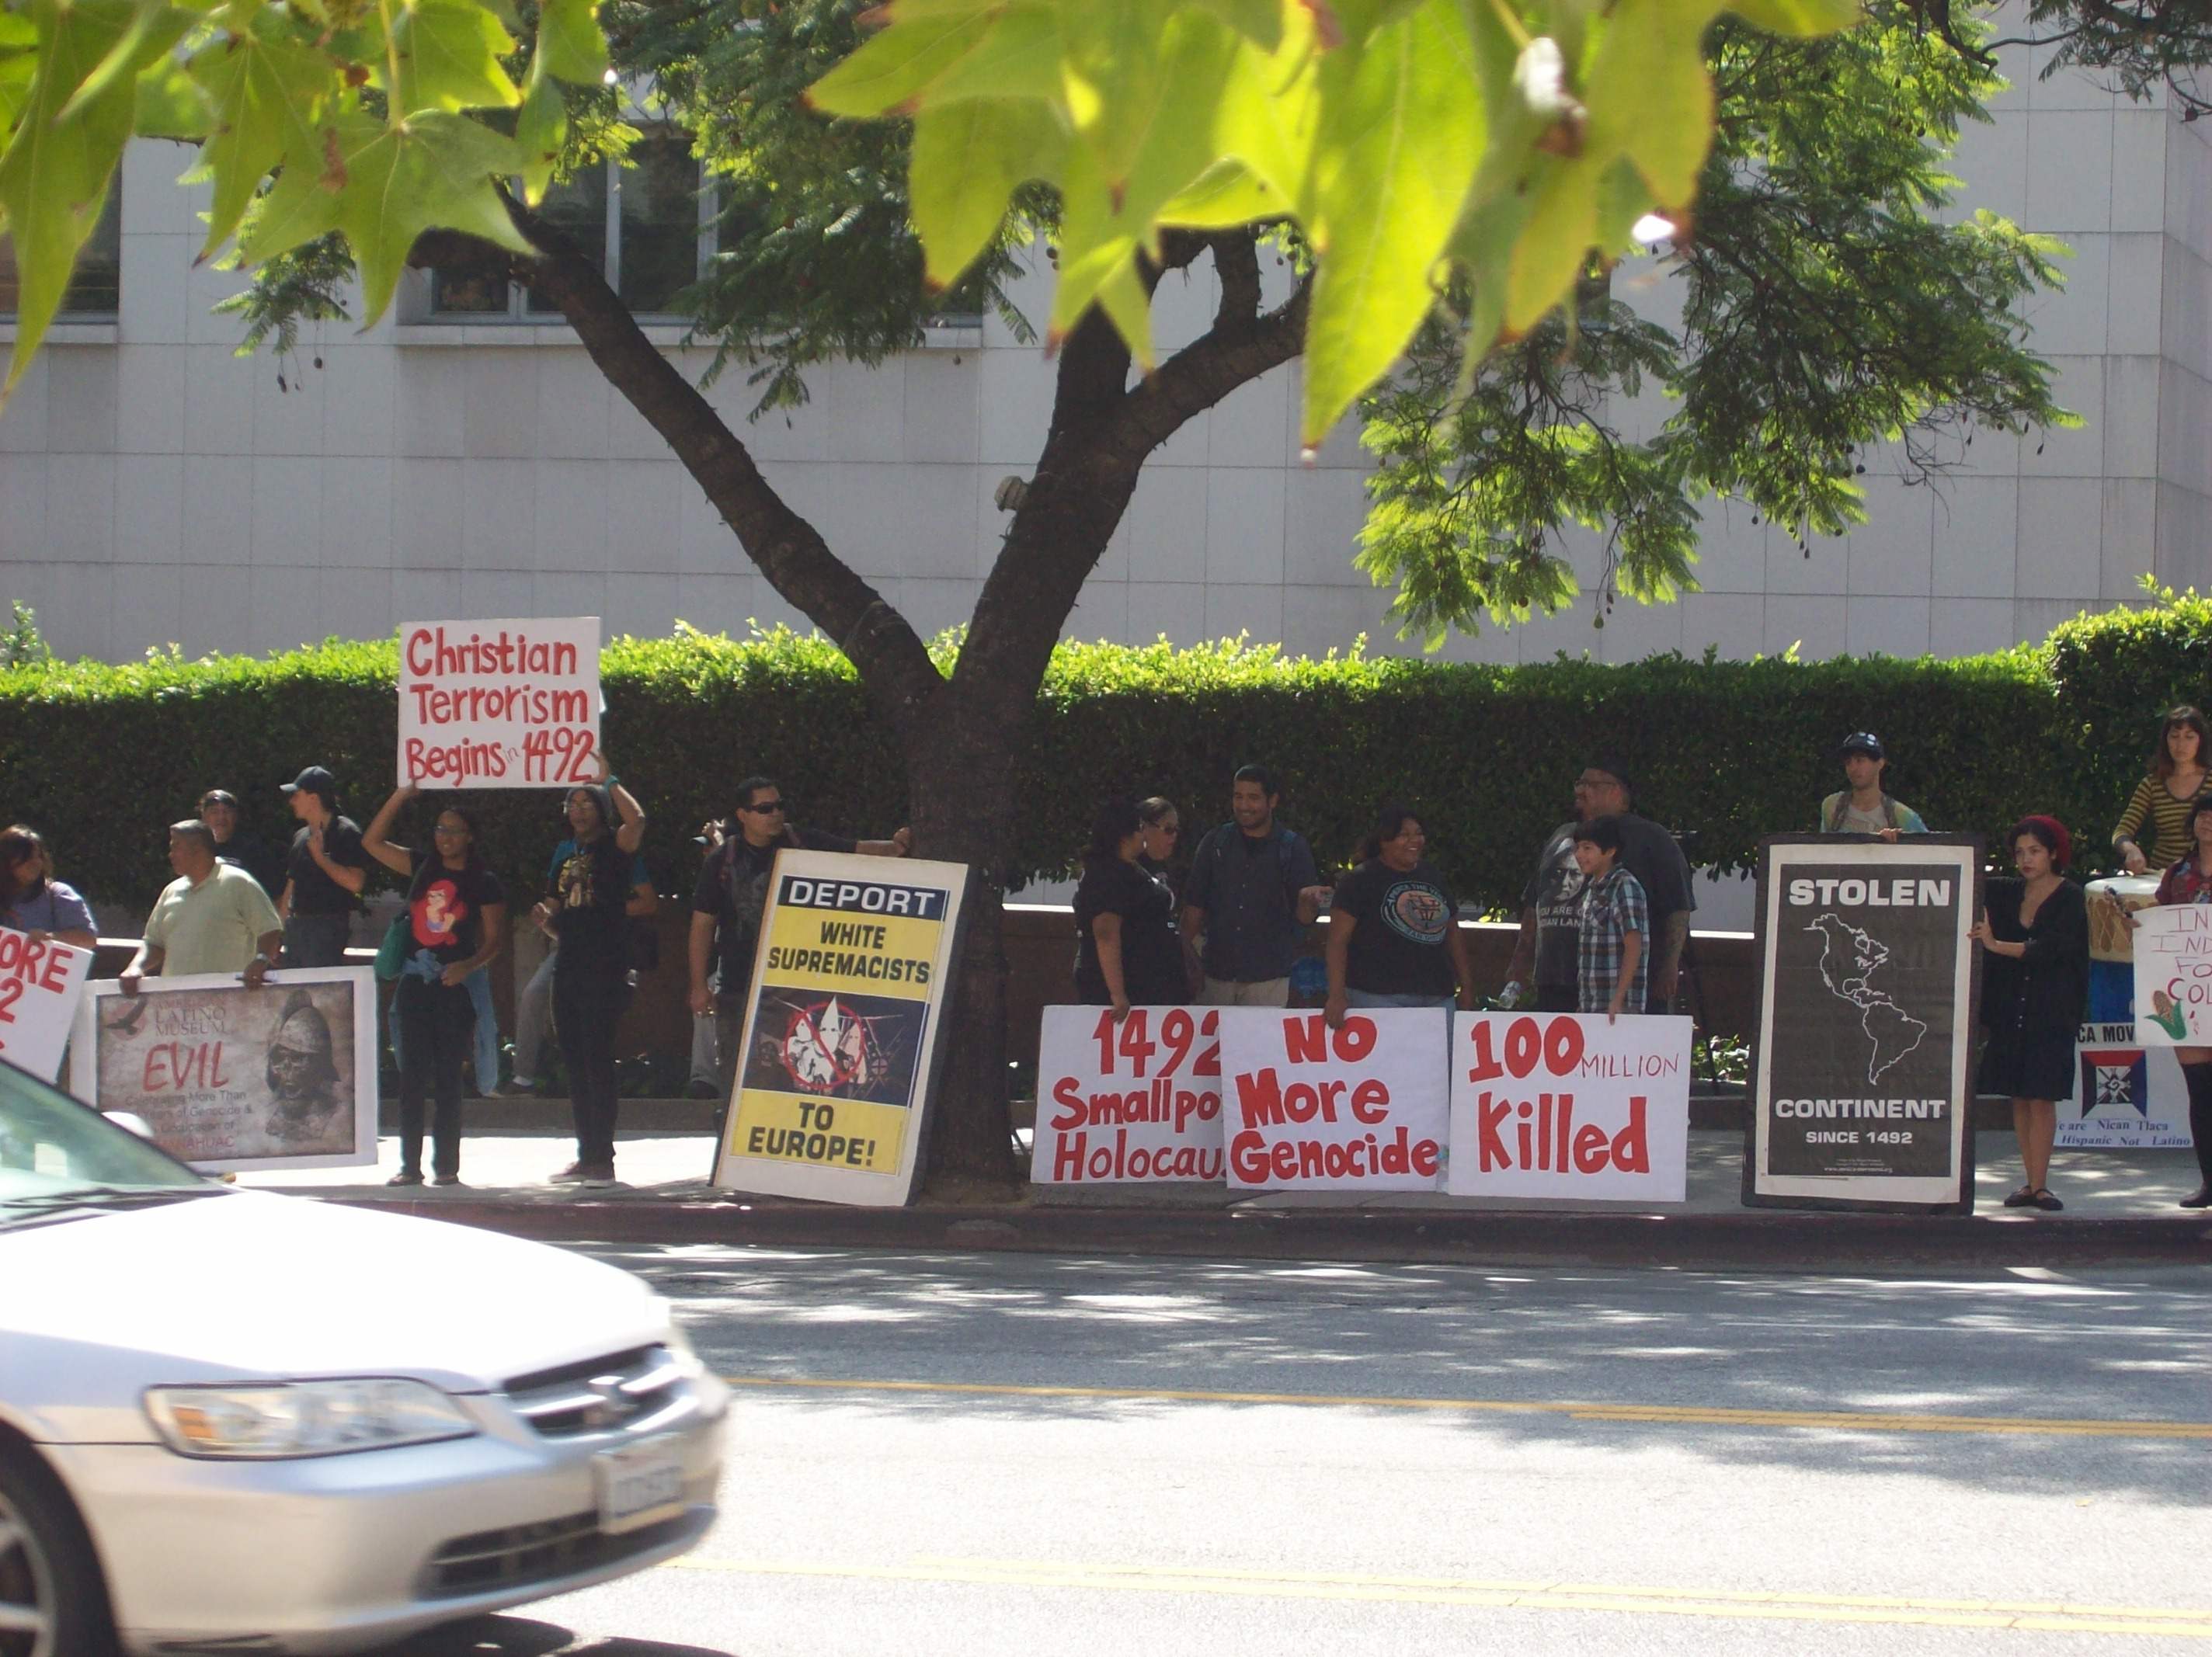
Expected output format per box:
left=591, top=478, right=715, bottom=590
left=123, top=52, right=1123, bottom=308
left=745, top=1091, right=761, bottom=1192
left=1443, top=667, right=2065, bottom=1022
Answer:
left=1972, top=816, right=2088, bottom=1213
left=1072, top=798, right=1187, bottom=1016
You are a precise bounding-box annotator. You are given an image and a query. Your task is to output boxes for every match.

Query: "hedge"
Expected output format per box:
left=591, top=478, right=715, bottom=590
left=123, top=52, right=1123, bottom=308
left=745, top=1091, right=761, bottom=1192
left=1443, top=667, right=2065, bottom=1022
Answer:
left=5, top=594, right=2211, bottom=919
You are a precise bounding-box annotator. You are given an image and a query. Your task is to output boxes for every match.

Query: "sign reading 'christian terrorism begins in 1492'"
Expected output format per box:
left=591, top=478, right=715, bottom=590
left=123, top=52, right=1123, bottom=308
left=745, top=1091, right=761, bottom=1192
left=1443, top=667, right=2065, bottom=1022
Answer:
left=1745, top=836, right=1982, bottom=1213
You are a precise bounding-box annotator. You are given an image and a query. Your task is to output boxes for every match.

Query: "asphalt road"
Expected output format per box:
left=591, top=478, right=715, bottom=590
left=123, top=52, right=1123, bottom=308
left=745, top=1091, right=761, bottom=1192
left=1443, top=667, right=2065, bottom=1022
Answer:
left=382, top=1246, right=2212, bottom=1657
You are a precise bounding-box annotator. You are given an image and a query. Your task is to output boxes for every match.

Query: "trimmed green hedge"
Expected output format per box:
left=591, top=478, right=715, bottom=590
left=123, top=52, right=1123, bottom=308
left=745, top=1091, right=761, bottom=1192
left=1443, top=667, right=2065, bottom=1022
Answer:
left=5, top=595, right=2210, bottom=918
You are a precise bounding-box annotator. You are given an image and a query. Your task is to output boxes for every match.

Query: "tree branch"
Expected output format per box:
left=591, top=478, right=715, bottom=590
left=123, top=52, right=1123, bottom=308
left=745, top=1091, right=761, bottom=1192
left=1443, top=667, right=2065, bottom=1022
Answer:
left=1211, top=231, right=1263, bottom=332
left=1118, top=273, right=1313, bottom=455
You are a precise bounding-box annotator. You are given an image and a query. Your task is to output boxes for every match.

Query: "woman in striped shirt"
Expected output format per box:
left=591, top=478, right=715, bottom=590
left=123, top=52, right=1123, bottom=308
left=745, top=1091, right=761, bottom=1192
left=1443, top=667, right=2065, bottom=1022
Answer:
left=2112, top=705, right=2210, bottom=874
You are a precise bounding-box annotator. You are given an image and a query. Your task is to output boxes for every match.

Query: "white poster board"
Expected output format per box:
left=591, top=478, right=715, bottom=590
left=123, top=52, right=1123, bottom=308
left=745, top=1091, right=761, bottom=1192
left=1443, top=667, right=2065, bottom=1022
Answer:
left=2130, top=903, right=2212, bottom=1045
left=398, top=617, right=601, bottom=787
left=1031, top=1004, right=1226, bottom=1183
left=69, top=968, right=378, bottom=1170
left=2066, top=1022, right=2196, bottom=1149
left=1447, top=1012, right=1692, bottom=1202
left=1218, top=1008, right=1448, bottom=1191
left=0, top=926, right=93, bottom=1083
left=711, top=851, right=970, bottom=1207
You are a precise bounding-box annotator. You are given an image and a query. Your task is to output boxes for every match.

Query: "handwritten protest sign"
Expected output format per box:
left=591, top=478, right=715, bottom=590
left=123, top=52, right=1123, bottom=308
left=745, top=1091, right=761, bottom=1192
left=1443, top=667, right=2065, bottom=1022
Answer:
left=1219, top=1008, right=1448, bottom=1191
left=1032, top=1005, right=1225, bottom=1183
left=0, top=926, right=92, bottom=1083
left=1447, top=1013, right=1692, bottom=1202
left=2131, top=904, right=2212, bottom=1045
left=398, top=617, right=600, bottom=787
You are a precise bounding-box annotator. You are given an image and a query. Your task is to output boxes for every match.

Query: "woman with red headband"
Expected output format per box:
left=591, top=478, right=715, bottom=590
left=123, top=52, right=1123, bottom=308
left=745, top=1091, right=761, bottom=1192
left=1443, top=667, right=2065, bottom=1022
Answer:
left=1971, top=816, right=2089, bottom=1212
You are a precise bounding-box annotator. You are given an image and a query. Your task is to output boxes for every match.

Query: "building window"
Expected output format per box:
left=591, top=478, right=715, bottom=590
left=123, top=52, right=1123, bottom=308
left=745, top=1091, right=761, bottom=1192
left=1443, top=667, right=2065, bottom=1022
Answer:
left=431, top=132, right=708, bottom=321
left=0, top=186, right=122, bottom=319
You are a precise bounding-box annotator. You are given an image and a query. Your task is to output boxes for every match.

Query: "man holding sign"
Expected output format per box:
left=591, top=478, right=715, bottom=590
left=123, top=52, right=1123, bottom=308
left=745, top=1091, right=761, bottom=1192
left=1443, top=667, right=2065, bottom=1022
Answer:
left=122, top=823, right=284, bottom=993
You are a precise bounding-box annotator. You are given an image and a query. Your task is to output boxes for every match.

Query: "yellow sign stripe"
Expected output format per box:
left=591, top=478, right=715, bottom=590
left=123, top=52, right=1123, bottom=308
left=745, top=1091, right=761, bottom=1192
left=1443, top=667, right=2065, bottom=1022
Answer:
left=661, top=1556, right=2212, bottom=1636
left=721, top=1374, right=2212, bottom=1440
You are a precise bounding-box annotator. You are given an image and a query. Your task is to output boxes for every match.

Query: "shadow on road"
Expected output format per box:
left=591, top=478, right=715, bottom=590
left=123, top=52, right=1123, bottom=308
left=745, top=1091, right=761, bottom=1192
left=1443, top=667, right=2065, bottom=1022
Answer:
left=381, top=1614, right=739, bottom=1655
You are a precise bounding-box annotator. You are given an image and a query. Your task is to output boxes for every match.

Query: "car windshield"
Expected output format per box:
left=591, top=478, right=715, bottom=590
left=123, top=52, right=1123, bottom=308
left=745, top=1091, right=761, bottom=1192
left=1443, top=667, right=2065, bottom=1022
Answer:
left=0, top=1058, right=215, bottom=1225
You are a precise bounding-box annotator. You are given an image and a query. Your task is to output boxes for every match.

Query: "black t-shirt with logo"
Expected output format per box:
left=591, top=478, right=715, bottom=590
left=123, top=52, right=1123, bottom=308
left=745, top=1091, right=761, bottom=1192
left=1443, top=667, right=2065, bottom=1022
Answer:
left=405, top=861, right=505, bottom=967
left=286, top=817, right=370, bottom=915
left=1522, top=813, right=1694, bottom=988
left=1073, top=856, right=1185, bottom=1005
left=1336, top=858, right=1458, bottom=997
left=691, top=829, right=856, bottom=996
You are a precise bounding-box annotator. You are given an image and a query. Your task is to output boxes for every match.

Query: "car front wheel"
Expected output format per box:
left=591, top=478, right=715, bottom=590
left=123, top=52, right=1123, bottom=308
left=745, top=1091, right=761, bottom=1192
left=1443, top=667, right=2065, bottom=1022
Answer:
left=0, top=1444, right=114, bottom=1657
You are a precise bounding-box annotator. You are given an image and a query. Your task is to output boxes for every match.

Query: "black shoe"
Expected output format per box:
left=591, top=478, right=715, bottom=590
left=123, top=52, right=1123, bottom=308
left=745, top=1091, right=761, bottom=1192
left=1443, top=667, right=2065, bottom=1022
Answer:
left=2181, top=1186, right=2212, bottom=1209
left=2029, top=1187, right=2064, bottom=1212
left=387, top=1169, right=424, bottom=1188
left=684, top=1079, right=720, bottom=1100
left=431, top=1173, right=464, bottom=1187
left=2002, top=1184, right=2037, bottom=1209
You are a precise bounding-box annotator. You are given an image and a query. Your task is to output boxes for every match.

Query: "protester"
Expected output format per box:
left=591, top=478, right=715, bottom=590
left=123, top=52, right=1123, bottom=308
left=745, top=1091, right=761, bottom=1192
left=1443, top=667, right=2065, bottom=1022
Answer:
left=361, top=786, right=507, bottom=1187
left=687, top=776, right=910, bottom=1093
left=1179, top=765, right=1329, bottom=1008
left=2115, top=796, right=2212, bottom=1208
left=530, top=773, right=649, bottom=1186
left=1819, top=733, right=1929, bottom=837
left=1073, top=798, right=1187, bottom=1015
left=2112, top=705, right=2210, bottom=874
left=0, top=826, right=97, bottom=948
left=685, top=819, right=730, bottom=1099
left=1136, top=796, right=1201, bottom=995
left=502, top=919, right=559, bottom=1096
left=276, top=766, right=371, bottom=967
left=200, top=789, right=284, bottom=898
left=1974, top=816, right=2089, bottom=1214
left=120, top=822, right=283, bottom=992
left=1504, top=758, right=1693, bottom=1014
left=1323, top=804, right=1476, bottom=1027
left=1572, top=815, right=1649, bottom=1022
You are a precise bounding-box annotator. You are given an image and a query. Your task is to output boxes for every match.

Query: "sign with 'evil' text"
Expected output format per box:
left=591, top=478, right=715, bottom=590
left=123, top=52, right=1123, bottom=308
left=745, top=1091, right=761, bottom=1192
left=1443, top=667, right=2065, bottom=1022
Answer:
left=1032, top=1005, right=1226, bottom=1184
left=1219, top=1008, right=1448, bottom=1190
left=1446, top=1013, right=1692, bottom=1202
left=398, top=617, right=600, bottom=788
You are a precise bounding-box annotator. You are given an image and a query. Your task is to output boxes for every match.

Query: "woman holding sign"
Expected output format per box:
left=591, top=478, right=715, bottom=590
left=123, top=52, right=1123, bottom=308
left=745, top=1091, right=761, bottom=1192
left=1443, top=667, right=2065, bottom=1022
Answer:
left=2113, top=796, right=2212, bottom=1207
left=1973, top=817, right=2088, bottom=1213
left=1324, top=804, right=1478, bottom=1028
left=362, top=787, right=507, bottom=1186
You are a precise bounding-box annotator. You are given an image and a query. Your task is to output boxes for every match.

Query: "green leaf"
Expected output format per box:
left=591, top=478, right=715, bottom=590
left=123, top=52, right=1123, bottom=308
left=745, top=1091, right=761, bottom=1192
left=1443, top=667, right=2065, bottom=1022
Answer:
left=909, top=5, right=1066, bottom=108
left=1190, top=0, right=1284, bottom=51
left=806, top=9, right=997, bottom=118
left=1156, top=157, right=1285, bottom=228
left=1727, top=0, right=1859, bottom=35
left=1504, top=152, right=1595, bottom=332
left=391, top=0, right=520, bottom=113
left=514, top=67, right=566, bottom=205
left=1299, top=0, right=1484, bottom=445
left=534, top=0, right=607, bottom=86
left=1591, top=152, right=1653, bottom=258
left=909, top=97, right=1066, bottom=287
left=54, top=0, right=193, bottom=125
left=1582, top=0, right=1717, bottom=208
left=135, top=57, right=215, bottom=138
left=186, top=24, right=334, bottom=257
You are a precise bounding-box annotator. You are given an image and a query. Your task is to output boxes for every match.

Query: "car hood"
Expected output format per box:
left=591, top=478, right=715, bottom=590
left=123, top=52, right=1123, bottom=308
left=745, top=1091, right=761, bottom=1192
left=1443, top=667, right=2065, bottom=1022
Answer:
left=1, top=1190, right=673, bottom=1441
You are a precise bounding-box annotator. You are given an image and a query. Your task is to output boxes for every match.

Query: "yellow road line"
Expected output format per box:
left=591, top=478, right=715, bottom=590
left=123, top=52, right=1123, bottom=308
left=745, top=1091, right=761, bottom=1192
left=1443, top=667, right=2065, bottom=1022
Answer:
left=663, top=1555, right=2212, bottom=1636
left=721, top=1374, right=2212, bottom=1440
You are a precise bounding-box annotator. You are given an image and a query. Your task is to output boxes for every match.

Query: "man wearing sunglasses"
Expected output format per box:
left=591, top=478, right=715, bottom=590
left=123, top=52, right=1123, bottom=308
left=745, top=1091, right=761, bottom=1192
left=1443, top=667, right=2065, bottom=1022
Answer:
left=687, top=776, right=913, bottom=1094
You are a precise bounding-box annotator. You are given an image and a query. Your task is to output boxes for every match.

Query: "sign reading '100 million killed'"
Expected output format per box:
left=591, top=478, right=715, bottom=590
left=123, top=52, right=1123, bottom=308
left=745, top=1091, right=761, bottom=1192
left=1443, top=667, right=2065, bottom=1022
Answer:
left=1746, top=835, right=1982, bottom=1212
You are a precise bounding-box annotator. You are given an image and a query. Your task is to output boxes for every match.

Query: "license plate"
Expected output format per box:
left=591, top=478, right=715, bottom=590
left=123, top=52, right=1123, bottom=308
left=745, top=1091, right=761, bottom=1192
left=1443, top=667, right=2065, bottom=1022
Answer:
left=593, top=1439, right=687, bottom=1535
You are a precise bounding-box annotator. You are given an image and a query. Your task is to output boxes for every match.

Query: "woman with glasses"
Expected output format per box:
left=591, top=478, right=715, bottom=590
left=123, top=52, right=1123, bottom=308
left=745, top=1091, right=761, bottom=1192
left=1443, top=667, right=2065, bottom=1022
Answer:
left=361, top=786, right=507, bottom=1186
left=0, top=826, right=96, bottom=949
left=1073, top=798, right=1188, bottom=1016
left=1136, top=796, right=1201, bottom=998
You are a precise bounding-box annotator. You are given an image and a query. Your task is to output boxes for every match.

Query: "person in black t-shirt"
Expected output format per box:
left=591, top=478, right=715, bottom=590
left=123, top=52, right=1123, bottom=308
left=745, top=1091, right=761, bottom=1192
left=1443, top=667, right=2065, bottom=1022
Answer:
left=362, top=786, right=507, bottom=1186
left=1073, top=798, right=1188, bottom=1014
left=687, top=775, right=912, bottom=1094
left=277, top=766, right=371, bottom=967
left=200, top=788, right=285, bottom=898
left=1324, top=804, right=1476, bottom=1027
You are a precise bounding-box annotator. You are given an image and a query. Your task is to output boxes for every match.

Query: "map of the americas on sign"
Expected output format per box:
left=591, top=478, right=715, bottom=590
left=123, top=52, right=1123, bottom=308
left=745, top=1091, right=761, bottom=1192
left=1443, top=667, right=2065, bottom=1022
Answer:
left=1805, top=914, right=1929, bottom=1083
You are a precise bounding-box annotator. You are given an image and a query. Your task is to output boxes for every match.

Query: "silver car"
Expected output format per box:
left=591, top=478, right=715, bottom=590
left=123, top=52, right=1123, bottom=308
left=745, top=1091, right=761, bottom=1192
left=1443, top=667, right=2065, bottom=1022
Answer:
left=0, top=1057, right=727, bottom=1655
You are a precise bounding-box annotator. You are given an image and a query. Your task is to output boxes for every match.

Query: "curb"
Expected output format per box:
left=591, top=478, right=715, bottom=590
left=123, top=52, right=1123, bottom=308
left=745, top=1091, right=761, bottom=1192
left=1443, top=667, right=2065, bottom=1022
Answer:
left=332, top=1194, right=2212, bottom=1270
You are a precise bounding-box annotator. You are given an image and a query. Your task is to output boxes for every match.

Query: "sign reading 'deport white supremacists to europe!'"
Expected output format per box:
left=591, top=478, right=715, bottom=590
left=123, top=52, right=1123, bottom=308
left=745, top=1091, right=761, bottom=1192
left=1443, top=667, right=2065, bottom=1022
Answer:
left=1219, top=1009, right=1448, bottom=1191
left=1447, top=1013, right=1693, bottom=1202
left=398, top=617, right=601, bottom=788
left=711, top=850, right=969, bottom=1207
left=1032, top=1004, right=1226, bottom=1184
left=1745, top=835, right=1981, bottom=1213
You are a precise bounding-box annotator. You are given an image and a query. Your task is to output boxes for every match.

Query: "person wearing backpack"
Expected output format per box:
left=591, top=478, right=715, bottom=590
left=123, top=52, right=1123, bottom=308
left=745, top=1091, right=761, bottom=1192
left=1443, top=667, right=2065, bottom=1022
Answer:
left=1820, top=732, right=1929, bottom=839
left=1178, top=764, right=1330, bottom=1007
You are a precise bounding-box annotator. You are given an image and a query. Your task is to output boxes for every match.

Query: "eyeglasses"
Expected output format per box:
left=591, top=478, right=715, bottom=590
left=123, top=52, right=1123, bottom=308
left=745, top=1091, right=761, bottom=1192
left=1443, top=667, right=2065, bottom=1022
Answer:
left=1574, top=773, right=1622, bottom=790
left=433, top=824, right=471, bottom=837
left=1149, top=822, right=1181, bottom=836
left=742, top=800, right=787, bottom=815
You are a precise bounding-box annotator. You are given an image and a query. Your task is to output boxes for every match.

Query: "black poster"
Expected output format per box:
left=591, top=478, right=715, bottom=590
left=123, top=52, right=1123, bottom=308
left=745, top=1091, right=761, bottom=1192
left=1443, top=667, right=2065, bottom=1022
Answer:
left=1745, top=836, right=1981, bottom=1211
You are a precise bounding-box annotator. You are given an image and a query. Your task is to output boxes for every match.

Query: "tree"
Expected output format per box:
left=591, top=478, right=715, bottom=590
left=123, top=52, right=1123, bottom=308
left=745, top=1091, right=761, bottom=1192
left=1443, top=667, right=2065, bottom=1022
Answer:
left=0, top=0, right=2162, bottom=1189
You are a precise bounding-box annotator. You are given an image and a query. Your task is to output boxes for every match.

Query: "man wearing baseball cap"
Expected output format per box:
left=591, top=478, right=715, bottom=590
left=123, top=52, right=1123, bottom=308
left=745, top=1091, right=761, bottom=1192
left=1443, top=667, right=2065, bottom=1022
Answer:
left=277, top=766, right=372, bottom=967
left=1820, top=733, right=1929, bottom=840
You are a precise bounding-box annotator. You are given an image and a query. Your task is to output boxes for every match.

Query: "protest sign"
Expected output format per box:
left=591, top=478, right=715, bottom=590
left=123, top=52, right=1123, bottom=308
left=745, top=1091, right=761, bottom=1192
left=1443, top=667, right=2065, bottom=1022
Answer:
left=0, top=926, right=92, bottom=1083
left=1032, top=1004, right=1225, bottom=1184
left=398, top=617, right=600, bottom=787
left=711, top=851, right=969, bottom=1206
left=2066, top=1023, right=2196, bottom=1150
left=2130, top=903, right=2212, bottom=1045
left=69, top=968, right=377, bottom=1169
left=1744, top=836, right=1981, bottom=1212
left=1447, top=1013, right=1692, bottom=1202
left=1219, top=1008, right=1448, bottom=1191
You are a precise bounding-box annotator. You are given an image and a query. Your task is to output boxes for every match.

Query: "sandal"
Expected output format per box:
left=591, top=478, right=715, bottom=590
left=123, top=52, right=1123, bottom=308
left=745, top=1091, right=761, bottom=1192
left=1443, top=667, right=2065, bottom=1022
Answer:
left=2029, top=1186, right=2064, bottom=1212
left=2002, top=1184, right=2037, bottom=1208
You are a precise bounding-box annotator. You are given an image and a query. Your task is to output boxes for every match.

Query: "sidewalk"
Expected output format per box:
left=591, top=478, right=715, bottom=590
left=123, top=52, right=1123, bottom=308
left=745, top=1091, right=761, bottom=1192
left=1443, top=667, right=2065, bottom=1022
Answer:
left=244, top=1120, right=2212, bottom=1270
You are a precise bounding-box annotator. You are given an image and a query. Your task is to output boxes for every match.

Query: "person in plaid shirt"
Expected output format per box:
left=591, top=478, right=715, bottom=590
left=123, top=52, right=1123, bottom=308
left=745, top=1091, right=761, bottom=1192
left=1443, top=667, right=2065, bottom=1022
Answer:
left=1574, top=816, right=1649, bottom=1021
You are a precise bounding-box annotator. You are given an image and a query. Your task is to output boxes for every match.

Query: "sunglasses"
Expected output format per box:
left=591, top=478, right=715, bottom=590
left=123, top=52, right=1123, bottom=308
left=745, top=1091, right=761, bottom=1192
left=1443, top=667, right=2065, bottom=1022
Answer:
left=741, top=800, right=787, bottom=815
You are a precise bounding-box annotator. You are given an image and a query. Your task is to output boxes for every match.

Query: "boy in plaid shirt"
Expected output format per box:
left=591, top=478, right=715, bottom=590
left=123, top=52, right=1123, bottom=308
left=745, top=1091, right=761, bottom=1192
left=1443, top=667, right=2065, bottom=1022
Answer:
left=1574, top=815, right=1648, bottom=1021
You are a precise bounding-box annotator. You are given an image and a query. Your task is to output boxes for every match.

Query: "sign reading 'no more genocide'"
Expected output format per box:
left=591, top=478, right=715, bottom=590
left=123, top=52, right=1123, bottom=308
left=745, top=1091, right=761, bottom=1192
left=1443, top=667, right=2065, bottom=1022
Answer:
left=1746, top=836, right=1981, bottom=1212
left=1220, top=1009, right=1449, bottom=1190
left=398, top=617, right=601, bottom=788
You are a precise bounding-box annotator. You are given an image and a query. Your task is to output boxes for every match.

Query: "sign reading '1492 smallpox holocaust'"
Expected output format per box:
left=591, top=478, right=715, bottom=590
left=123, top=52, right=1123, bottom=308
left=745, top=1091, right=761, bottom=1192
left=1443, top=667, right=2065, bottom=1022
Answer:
left=1031, top=1005, right=1226, bottom=1184
left=397, top=617, right=600, bottom=787
left=1746, top=836, right=1981, bottom=1213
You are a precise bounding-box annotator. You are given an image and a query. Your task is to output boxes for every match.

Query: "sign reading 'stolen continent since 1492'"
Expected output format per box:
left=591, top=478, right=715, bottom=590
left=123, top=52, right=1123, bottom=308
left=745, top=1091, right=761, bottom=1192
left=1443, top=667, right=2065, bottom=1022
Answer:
left=1746, top=836, right=1982, bottom=1213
